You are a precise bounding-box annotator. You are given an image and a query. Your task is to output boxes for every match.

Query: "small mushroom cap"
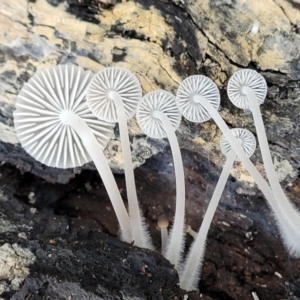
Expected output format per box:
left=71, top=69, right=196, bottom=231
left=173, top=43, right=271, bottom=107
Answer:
left=176, top=75, right=220, bottom=123
left=227, top=69, right=267, bottom=110
left=220, top=128, right=256, bottom=161
left=185, top=224, right=192, bottom=233
left=14, top=65, right=115, bottom=169
left=157, top=215, right=169, bottom=229
left=136, top=90, right=181, bottom=139
left=86, top=67, right=142, bottom=123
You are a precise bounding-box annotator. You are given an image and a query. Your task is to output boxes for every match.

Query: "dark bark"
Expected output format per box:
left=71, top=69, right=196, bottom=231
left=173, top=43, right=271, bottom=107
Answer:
left=0, top=165, right=196, bottom=300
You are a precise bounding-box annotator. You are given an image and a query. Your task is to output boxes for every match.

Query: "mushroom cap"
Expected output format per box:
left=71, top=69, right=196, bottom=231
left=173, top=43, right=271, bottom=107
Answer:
left=220, top=128, right=256, bottom=161
left=185, top=224, right=192, bottom=233
left=176, top=75, right=220, bottom=123
left=86, top=67, right=142, bottom=123
left=157, top=215, right=169, bottom=229
left=136, top=90, right=181, bottom=139
left=227, top=69, right=267, bottom=110
left=14, top=65, right=115, bottom=169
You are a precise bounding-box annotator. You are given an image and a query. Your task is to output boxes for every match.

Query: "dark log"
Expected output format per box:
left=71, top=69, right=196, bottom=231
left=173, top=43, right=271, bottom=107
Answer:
left=0, top=164, right=200, bottom=300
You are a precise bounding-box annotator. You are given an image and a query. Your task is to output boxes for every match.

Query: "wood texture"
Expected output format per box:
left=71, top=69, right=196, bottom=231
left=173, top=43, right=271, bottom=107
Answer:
left=0, top=0, right=300, bottom=299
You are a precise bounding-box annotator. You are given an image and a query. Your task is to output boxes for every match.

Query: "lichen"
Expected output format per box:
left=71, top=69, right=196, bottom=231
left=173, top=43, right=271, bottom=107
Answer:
left=0, top=243, right=36, bottom=294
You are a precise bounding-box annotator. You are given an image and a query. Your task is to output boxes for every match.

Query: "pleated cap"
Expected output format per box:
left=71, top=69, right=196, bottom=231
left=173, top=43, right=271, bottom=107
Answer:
left=14, top=65, right=115, bottom=169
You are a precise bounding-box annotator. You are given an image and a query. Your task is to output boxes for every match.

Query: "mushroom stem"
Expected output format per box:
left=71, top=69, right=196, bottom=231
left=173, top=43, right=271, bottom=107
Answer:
left=242, top=87, right=278, bottom=183
left=194, top=96, right=300, bottom=257
left=157, top=215, right=169, bottom=254
left=194, top=95, right=273, bottom=197
left=61, top=110, right=132, bottom=243
left=109, top=91, right=153, bottom=250
left=161, top=228, right=168, bottom=253
left=242, top=87, right=300, bottom=255
left=152, top=110, right=185, bottom=269
left=180, top=150, right=236, bottom=291
left=185, top=225, right=198, bottom=239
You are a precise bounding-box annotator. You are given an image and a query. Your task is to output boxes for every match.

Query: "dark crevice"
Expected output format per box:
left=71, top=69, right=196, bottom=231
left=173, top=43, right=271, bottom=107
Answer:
left=109, top=25, right=150, bottom=42
left=273, top=0, right=300, bottom=34
left=248, top=61, right=288, bottom=77
left=268, top=140, right=290, bottom=151
left=0, top=11, right=30, bottom=29
left=207, top=38, right=248, bottom=70
left=132, top=0, right=202, bottom=75
left=166, top=2, right=248, bottom=70
left=66, top=2, right=100, bottom=24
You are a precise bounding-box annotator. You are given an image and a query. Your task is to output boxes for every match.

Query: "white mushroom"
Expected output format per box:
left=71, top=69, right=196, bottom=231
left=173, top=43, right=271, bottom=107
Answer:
left=86, top=67, right=152, bottom=249
left=228, top=69, right=300, bottom=257
left=137, top=90, right=185, bottom=268
left=180, top=128, right=256, bottom=291
left=14, top=65, right=132, bottom=243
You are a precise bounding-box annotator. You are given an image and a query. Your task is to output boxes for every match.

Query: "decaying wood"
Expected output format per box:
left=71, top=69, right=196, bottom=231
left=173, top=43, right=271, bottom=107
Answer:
left=0, top=0, right=300, bottom=299
left=0, top=166, right=192, bottom=300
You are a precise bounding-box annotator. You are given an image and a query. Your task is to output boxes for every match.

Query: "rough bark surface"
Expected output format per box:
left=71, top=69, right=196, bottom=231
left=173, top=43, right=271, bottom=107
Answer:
left=0, top=166, right=190, bottom=300
left=0, top=0, right=300, bottom=299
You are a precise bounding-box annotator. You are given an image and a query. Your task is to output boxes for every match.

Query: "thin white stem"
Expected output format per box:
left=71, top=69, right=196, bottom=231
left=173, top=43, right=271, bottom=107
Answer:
left=180, top=150, right=236, bottom=291
left=62, top=111, right=132, bottom=243
left=243, top=88, right=282, bottom=188
left=109, top=91, right=153, bottom=250
left=189, top=230, right=197, bottom=239
left=161, top=228, right=168, bottom=254
left=153, top=110, right=185, bottom=269
left=195, top=96, right=300, bottom=257
left=243, top=87, right=300, bottom=255
left=193, top=96, right=270, bottom=197
left=158, top=215, right=169, bottom=254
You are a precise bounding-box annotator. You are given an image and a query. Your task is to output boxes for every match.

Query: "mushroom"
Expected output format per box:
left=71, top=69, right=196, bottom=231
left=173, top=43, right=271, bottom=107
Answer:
left=86, top=67, right=152, bottom=249
left=185, top=225, right=197, bottom=239
left=136, top=89, right=184, bottom=268
left=177, top=74, right=300, bottom=259
left=175, top=75, right=279, bottom=199
left=227, top=69, right=300, bottom=257
left=14, top=65, right=132, bottom=243
left=180, top=128, right=256, bottom=291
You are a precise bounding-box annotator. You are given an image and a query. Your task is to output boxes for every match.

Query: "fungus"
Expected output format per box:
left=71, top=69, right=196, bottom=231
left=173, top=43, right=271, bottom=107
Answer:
left=185, top=225, right=197, bottom=239
left=86, top=67, right=152, bottom=249
left=180, top=128, right=256, bottom=291
left=14, top=65, right=132, bottom=243
left=14, top=64, right=299, bottom=294
left=136, top=90, right=184, bottom=268
left=157, top=215, right=169, bottom=254
left=177, top=74, right=300, bottom=261
left=175, top=75, right=278, bottom=199
left=228, top=69, right=300, bottom=257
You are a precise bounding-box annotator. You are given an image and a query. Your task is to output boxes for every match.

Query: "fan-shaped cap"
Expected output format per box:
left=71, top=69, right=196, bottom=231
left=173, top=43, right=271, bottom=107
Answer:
left=14, top=65, right=115, bottom=169
left=86, top=67, right=142, bottom=123
left=220, top=128, right=256, bottom=161
left=227, top=69, right=267, bottom=110
left=136, top=90, right=181, bottom=139
left=176, top=75, right=220, bottom=123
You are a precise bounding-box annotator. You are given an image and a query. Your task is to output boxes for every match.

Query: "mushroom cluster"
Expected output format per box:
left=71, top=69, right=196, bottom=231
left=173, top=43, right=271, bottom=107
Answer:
left=14, top=65, right=300, bottom=292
